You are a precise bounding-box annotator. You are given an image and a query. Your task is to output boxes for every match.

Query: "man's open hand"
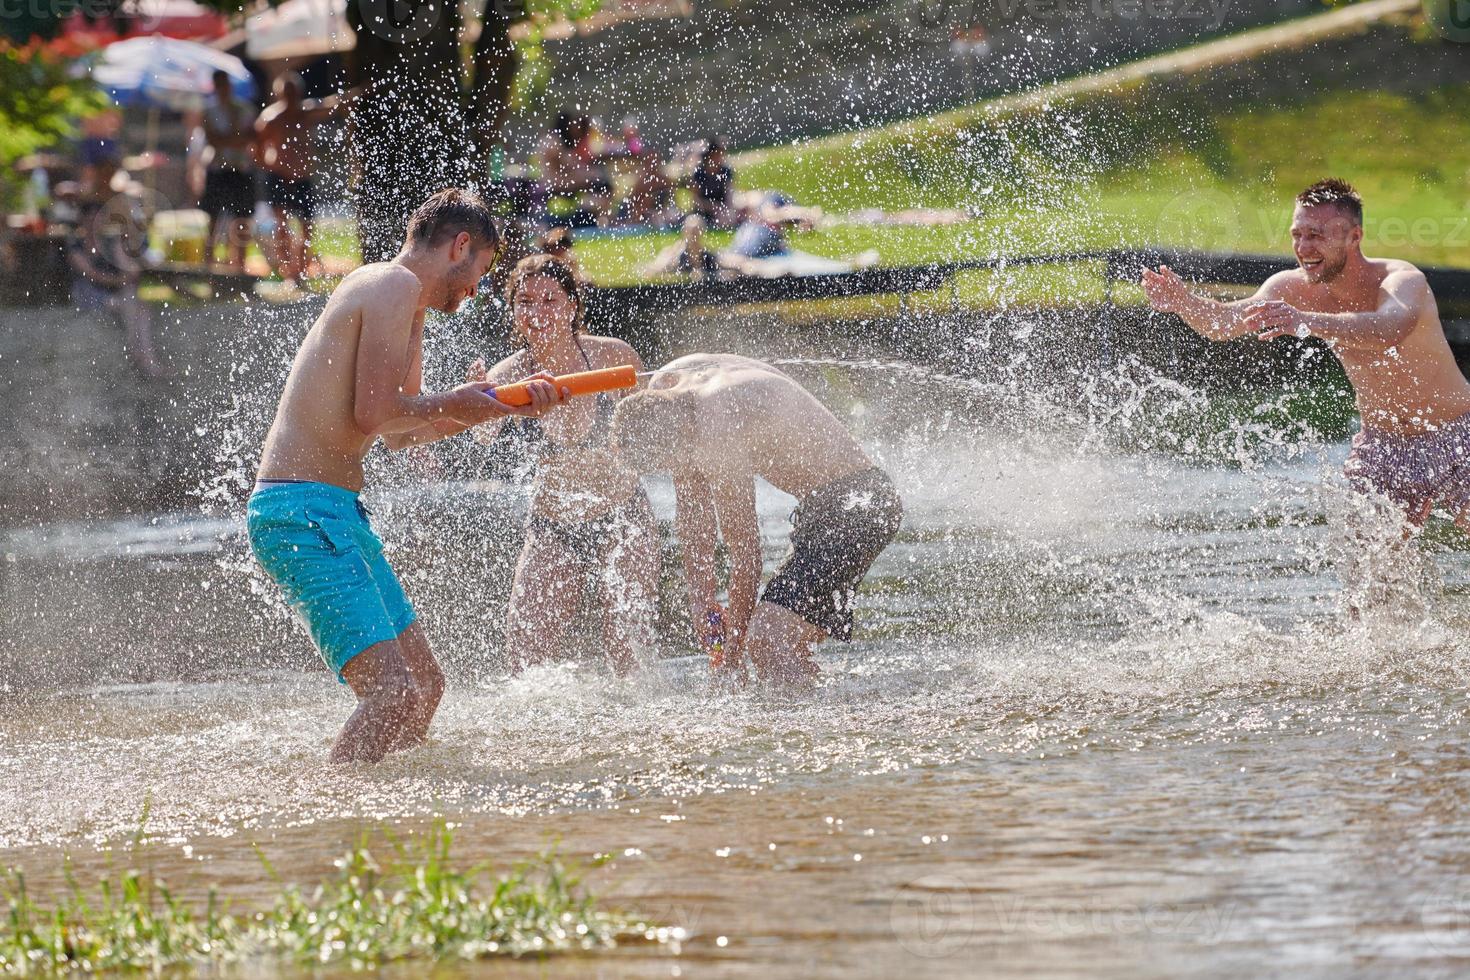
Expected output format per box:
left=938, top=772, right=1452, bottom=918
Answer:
left=1141, top=264, right=1193, bottom=314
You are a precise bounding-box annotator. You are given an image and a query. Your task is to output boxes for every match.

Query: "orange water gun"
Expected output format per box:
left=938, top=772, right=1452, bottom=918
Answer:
left=485, top=365, right=644, bottom=406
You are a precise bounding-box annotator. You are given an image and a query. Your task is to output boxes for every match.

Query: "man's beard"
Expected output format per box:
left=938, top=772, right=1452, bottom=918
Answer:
left=1304, top=253, right=1348, bottom=282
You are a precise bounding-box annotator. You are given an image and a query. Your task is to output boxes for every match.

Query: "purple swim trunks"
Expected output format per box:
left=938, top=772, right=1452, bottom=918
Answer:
left=1344, top=412, right=1470, bottom=519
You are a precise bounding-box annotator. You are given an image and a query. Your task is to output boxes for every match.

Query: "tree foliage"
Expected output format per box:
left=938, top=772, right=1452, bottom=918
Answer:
left=0, top=39, right=110, bottom=208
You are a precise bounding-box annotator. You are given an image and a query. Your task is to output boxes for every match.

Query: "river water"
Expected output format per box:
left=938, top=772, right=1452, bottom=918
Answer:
left=3, top=357, right=1470, bottom=977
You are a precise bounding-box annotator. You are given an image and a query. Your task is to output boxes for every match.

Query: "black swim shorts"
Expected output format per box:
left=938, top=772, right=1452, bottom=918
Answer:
left=761, top=467, right=903, bottom=640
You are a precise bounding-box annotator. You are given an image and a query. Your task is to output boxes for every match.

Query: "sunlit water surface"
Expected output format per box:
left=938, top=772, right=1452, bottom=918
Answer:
left=3, top=361, right=1470, bottom=977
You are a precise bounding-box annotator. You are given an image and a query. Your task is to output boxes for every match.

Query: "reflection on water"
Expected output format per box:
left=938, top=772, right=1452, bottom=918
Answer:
left=3, top=360, right=1470, bottom=976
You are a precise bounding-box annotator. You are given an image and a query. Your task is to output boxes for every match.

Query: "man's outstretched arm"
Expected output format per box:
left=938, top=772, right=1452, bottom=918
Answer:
left=1254, top=269, right=1429, bottom=349
left=1142, top=265, right=1291, bottom=342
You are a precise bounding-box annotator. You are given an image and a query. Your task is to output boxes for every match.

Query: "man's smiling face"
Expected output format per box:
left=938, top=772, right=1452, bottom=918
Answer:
left=1290, top=203, right=1361, bottom=284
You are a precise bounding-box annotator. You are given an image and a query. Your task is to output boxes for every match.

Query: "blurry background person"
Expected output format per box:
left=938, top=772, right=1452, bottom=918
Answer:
left=256, top=73, right=345, bottom=283
left=644, top=213, right=720, bottom=280
left=688, top=137, right=735, bottom=229
left=538, top=111, right=613, bottom=227
left=201, top=69, right=259, bottom=272
left=67, top=147, right=170, bottom=379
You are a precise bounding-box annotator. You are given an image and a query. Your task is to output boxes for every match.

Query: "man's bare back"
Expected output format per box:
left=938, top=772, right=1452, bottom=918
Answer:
left=648, top=353, right=871, bottom=497
left=615, top=352, right=901, bottom=684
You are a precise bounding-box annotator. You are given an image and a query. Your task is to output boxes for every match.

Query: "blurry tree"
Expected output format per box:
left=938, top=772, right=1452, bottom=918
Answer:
left=3, top=0, right=601, bottom=255
left=0, top=40, right=110, bottom=210
left=223, top=0, right=599, bottom=260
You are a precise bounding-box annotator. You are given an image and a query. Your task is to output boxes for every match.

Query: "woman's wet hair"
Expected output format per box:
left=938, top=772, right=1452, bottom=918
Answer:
left=504, top=253, right=585, bottom=335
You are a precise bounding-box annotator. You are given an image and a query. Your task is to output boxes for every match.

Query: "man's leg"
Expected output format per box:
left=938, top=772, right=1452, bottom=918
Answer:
left=206, top=210, right=222, bottom=266
left=387, top=622, right=445, bottom=751
left=118, top=294, right=170, bottom=378
left=599, top=507, right=660, bottom=675
left=333, top=639, right=419, bottom=763
left=299, top=215, right=319, bottom=279
left=228, top=217, right=251, bottom=271
left=744, top=601, right=826, bottom=686
left=272, top=205, right=298, bottom=281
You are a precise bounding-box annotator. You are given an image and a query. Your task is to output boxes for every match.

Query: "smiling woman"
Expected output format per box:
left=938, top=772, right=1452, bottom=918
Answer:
left=466, top=253, right=659, bottom=676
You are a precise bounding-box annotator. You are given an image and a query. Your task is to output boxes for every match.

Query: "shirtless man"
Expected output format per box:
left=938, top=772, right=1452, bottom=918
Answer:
left=256, top=73, right=344, bottom=282
left=611, top=354, right=903, bottom=684
left=1143, top=178, right=1470, bottom=536
left=248, top=188, right=564, bottom=763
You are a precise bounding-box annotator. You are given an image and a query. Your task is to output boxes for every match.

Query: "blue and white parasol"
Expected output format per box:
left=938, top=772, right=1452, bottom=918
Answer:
left=90, top=35, right=256, bottom=112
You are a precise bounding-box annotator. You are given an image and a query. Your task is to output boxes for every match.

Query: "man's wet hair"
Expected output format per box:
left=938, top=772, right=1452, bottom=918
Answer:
left=405, top=188, right=500, bottom=252
left=1296, top=178, right=1362, bottom=226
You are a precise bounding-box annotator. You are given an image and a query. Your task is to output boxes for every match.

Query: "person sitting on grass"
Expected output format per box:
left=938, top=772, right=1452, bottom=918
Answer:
left=643, top=214, right=721, bottom=280
left=611, top=353, right=903, bottom=686
left=688, top=137, right=736, bottom=229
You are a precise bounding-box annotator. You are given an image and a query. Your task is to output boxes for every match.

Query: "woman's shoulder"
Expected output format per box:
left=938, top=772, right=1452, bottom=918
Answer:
left=487, top=347, right=533, bottom=379
left=579, top=334, right=643, bottom=367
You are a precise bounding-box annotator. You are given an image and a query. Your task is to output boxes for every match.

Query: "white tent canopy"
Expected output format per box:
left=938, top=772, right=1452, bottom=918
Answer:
left=245, top=0, right=355, bottom=61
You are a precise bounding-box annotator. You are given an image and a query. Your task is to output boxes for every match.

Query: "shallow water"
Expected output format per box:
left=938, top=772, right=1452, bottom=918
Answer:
left=4, top=362, right=1470, bottom=976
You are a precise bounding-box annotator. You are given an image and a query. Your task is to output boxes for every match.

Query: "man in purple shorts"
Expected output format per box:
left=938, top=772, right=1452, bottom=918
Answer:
left=1142, top=178, right=1470, bottom=545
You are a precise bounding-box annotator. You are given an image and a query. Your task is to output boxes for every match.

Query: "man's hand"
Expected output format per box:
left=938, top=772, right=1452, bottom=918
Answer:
left=1247, top=300, right=1309, bottom=341
left=442, top=374, right=565, bottom=424
left=697, top=602, right=727, bottom=658
left=465, top=358, right=487, bottom=383
left=1141, top=264, right=1193, bottom=313
left=504, top=373, right=570, bottom=418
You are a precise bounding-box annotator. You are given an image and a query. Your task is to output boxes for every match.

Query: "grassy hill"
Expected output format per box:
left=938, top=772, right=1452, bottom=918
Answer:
left=576, top=3, right=1470, bottom=296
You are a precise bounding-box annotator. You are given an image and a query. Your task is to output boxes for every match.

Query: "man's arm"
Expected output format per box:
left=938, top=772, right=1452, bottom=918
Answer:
left=67, top=246, right=123, bottom=289
left=1141, top=265, right=1291, bottom=341
left=712, top=477, right=762, bottom=653
left=672, top=469, right=722, bottom=655
left=1254, top=268, right=1429, bottom=349
left=354, top=276, right=558, bottom=442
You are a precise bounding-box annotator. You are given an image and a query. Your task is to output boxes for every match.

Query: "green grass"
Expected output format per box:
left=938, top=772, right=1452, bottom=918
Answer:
left=214, top=19, right=1470, bottom=305
left=570, top=24, right=1470, bottom=291
left=571, top=83, right=1470, bottom=293
left=0, top=824, right=667, bottom=975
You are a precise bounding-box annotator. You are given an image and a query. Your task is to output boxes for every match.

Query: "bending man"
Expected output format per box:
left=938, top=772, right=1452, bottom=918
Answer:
left=612, top=354, right=902, bottom=684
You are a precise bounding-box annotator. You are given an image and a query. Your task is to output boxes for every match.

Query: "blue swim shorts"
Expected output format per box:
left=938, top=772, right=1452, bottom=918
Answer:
left=246, top=481, right=416, bottom=680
